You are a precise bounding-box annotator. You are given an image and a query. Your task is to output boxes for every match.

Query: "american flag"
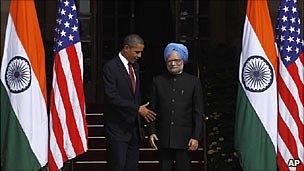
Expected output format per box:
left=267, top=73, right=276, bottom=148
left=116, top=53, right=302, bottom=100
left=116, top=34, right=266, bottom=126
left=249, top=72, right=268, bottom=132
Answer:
left=275, top=0, right=304, bottom=170
left=48, top=0, right=88, bottom=170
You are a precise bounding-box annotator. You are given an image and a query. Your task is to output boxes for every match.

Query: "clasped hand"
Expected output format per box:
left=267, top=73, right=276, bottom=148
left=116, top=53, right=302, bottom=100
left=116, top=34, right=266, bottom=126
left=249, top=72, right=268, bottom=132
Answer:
left=138, top=102, right=156, bottom=122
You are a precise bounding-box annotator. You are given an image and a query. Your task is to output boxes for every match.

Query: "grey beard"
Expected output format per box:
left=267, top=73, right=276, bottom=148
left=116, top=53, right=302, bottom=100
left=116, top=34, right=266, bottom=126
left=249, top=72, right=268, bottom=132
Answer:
left=169, top=69, right=183, bottom=75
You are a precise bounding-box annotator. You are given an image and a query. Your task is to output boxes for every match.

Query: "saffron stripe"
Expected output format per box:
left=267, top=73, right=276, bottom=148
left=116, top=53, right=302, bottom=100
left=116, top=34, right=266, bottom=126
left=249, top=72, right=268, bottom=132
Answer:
left=9, top=0, right=47, bottom=101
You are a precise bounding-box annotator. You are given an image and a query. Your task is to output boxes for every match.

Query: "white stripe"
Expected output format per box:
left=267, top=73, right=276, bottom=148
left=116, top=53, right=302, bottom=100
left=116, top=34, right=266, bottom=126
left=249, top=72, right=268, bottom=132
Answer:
left=239, top=16, right=278, bottom=150
left=52, top=70, right=76, bottom=158
left=278, top=95, right=304, bottom=162
left=294, top=57, right=304, bottom=125
left=58, top=49, right=87, bottom=152
left=74, top=42, right=84, bottom=79
left=49, top=116, right=64, bottom=169
left=0, top=14, right=48, bottom=166
left=295, top=58, right=304, bottom=84
left=279, top=60, right=304, bottom=124
left=278, top=135, right=297, bottom=171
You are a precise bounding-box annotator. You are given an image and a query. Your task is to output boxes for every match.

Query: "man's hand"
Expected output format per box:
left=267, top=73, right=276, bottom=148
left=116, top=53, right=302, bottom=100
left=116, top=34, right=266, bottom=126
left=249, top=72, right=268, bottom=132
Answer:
left=138, top=102, right=156, bottom=122
left=149, top=134, right=159, bottom=149
left=188, top=138, right=199, bottom=151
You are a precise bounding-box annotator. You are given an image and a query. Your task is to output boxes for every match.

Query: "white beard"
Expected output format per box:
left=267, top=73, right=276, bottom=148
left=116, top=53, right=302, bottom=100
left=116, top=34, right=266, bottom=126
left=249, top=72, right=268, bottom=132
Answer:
left=167, top=63, right=184, bottom=75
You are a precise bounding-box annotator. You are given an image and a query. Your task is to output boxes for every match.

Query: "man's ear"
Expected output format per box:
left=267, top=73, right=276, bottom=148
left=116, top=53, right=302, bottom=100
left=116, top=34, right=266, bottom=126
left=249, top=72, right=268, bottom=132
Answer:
left=124, top=45, right=130, bottom=50
left=122, top=45, right=129, bottom=53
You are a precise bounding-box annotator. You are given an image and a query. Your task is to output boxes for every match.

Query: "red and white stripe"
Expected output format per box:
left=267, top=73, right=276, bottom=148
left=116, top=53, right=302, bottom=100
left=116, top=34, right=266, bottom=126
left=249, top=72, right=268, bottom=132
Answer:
left=278, top=53, right=304, bottom=170
left=48, top=42, right=88, bottom=170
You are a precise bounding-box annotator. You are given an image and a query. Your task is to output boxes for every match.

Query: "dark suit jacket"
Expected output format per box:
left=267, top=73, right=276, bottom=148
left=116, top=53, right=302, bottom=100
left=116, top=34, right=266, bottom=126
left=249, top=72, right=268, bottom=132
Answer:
left=103, top=56, right=141, bottom=142
left=147, top=72, right=204, bottom=149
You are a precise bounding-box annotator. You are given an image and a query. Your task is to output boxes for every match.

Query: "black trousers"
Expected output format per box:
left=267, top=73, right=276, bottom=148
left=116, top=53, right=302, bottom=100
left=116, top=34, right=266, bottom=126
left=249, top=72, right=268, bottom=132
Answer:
left=160, top=148, right=191, bottom=171
left=107, top=127, right=139, bottom=171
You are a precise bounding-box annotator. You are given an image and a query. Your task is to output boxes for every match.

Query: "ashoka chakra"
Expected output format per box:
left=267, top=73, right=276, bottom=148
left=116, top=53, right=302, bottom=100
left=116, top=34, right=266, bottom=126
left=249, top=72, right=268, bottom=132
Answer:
left=242, top=56, right=273, bottom=92
left=5, top=56, right=31, bottom=93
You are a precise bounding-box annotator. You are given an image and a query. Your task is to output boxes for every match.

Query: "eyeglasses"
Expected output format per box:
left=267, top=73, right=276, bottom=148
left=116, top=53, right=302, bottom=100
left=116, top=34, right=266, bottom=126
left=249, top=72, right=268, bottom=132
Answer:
left=167, top=59, right=183, bottom=65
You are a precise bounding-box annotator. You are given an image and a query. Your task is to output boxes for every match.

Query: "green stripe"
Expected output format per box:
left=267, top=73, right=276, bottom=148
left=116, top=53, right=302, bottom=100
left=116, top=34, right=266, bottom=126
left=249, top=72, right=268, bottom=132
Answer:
left=234, top=83, right=277, bottom=171
left=1, top=81, right=41, bottom=170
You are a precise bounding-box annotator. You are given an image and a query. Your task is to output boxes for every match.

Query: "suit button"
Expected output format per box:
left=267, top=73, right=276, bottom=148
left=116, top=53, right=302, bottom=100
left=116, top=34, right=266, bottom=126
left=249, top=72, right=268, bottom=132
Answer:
left=172, top=99, right=175, bottom=102
left=171, top=110, right=174, bottom=114
left=172, top=88, right=175, bottom=92
left=173, top=78, right=176, bottom=82
left=171, top=122, right=174, bottom=125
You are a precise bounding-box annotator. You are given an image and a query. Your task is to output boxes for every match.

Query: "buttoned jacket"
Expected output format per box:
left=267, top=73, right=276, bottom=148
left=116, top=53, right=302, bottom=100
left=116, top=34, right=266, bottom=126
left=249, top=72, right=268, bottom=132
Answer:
left=102, top=56, right=141, bottom=141
left=147, top=72, right=204, bottom=149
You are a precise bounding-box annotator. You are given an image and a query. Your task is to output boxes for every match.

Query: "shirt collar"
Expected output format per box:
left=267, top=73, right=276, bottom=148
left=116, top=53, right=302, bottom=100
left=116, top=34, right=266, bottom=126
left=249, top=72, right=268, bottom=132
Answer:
left=119, top=52, right=129, bottom=69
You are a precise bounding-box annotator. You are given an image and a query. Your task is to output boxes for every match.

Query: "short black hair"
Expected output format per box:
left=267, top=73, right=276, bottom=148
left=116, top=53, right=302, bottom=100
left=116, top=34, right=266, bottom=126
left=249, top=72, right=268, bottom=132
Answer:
left=123, top=34, right=144, bottom=47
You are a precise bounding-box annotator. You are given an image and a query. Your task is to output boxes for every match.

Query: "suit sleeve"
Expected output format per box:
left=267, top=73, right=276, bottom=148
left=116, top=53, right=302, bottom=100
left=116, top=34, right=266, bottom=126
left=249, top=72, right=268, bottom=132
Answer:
left=192, top=78, right=204, bottom=140
left=103, top=64, right=139, bottom=122
left=147, top=77, right=157, bottom=135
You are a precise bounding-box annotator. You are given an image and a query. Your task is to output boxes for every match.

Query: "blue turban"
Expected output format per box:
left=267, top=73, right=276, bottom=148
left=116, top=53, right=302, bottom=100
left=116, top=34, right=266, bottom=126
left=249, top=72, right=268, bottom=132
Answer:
left=164, top=43, right=188, bottom=63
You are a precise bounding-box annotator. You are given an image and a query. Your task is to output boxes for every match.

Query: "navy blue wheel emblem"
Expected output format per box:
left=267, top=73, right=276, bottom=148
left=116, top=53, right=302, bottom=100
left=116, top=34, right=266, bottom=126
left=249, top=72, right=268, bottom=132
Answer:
left=242, top=56, right=273, bottom=92
left=5, top=56, right=31, bottom=93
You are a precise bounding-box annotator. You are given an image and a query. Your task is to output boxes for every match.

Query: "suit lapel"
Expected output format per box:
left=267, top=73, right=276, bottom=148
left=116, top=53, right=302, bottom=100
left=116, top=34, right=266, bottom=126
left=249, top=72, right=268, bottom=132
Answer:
left=133, top=63, right=140, bottom=95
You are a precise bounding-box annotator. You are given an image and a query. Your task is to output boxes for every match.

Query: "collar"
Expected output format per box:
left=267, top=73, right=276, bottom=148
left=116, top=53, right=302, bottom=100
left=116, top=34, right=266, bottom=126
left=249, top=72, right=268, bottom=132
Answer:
left=169, top=70, right=183, bottom=76
left=168, top=71, right=183, bottom=77
left=119, top=52, right=129, bottom=70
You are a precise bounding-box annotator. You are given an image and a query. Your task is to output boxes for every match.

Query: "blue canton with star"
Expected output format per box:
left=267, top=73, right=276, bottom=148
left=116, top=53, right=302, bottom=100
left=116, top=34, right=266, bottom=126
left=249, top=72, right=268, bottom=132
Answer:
left=275, top=0, right=304, bottom=67
left=54, top=0, right=80, bottom=53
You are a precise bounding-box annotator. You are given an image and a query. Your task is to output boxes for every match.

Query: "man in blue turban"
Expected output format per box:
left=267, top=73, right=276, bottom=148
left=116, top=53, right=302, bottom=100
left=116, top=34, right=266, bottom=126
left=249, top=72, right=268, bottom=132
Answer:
left=164, top=43, right=189, bottom=63
left=163, top=43, right=188, bottom=75
left=147, top=43, right=204, bottom=170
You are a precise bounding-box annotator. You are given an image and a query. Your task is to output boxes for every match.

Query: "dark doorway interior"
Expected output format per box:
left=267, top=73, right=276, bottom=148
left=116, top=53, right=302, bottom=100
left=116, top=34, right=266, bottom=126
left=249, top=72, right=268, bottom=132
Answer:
left=134, top=0, right=174, bottom=101
left=98, top=0, right=175, bottom=107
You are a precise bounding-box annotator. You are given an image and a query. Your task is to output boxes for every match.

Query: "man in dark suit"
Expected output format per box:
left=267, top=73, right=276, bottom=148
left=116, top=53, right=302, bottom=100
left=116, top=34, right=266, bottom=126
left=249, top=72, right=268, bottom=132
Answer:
left=147, top=43, right=204, bottom=171
left=103, top=34, right=156, bottom=171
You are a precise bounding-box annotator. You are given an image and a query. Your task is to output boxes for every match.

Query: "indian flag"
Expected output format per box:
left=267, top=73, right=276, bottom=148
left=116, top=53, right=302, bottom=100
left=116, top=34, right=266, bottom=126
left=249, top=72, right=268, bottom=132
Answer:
left=0, top=0, right=48, bottom=170
left=235, top=0, right=278, bottom=170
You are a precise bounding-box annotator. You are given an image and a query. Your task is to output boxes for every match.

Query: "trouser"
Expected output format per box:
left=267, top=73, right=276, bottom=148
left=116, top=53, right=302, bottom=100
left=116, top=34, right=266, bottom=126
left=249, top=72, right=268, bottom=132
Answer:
left=107, top=127, right=139, bottom=171
left=160, top=148, right=191, bottom=171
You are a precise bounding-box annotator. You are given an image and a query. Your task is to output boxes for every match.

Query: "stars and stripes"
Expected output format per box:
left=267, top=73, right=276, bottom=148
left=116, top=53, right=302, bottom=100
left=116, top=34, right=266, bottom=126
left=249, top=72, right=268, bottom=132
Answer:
left=48, top=0, right=88, bottom=170
left=53, top=0, right=79, bottom=52
left=275, top=0, right=304, bottom=170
